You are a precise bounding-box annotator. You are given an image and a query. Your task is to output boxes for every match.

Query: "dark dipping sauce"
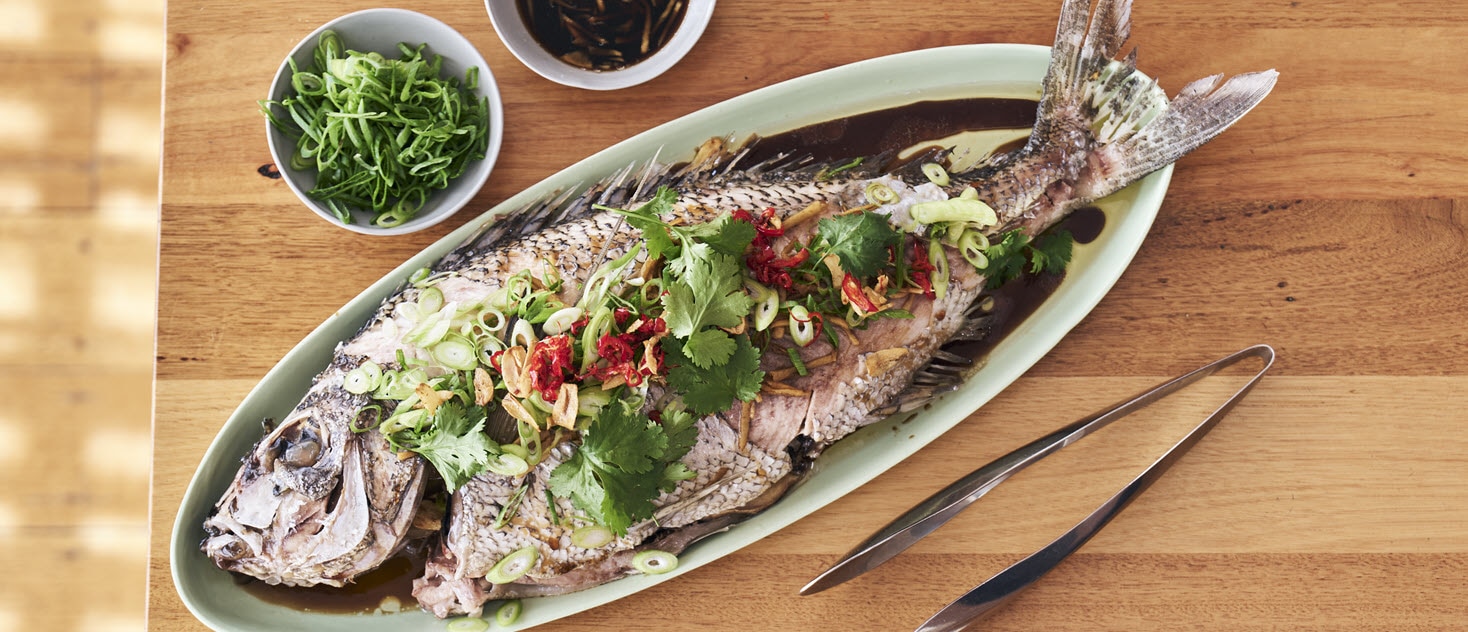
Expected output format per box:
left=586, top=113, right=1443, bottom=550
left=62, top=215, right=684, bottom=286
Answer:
left=236, top=96, right=1103, bottom=615
left=517, top=0, right=690, bottom=71
left=238, top=542, right=428, bottom=614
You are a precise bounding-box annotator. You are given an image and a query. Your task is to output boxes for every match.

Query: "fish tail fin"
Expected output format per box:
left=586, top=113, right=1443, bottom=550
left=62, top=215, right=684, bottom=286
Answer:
left=1010, top=0, right=1276, bottom=212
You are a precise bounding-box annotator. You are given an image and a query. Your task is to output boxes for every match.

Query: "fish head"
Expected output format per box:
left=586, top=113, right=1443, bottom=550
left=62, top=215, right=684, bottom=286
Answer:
left=202, top=363, right=427, bottom=587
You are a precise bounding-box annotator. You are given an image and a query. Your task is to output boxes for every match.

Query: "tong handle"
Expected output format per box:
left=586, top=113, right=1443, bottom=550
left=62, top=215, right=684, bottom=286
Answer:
left=916, top=344, right=1276, bottom=632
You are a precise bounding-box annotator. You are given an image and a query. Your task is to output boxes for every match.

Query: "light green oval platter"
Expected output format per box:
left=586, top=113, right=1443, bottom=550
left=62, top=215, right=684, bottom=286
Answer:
left=171, top=43, right=1171, bottom=631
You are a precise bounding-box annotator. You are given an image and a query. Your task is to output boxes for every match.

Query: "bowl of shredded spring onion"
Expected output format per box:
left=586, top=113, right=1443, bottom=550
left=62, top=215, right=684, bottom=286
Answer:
left=263, top=9, right=504, bottom=235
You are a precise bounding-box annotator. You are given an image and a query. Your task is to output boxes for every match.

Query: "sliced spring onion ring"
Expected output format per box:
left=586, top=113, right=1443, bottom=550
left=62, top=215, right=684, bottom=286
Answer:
left=509, top=318, right=537, bottom=349
left=863, top=181, right=900, bottom=205
left=789, top=305, right=817, bottom=347
left=570, top=524, right=615, bottom=549
left=541, top=306, right=583, bottom=335
left=928, top=239, right=951, bottom=300
left=631, top=550, right=679, bottom=575
left=579, top=306, right=615, bottom=371
left=746, top=279, right=779, bottom=331
left=431, top=336, right=479, bottom=371
left=417, top=286, right=444, bottom=314
left=350, top=404, right=383, bottom=433
left=485, top=452, right=530, bottom=477
left=499, top=443, right=530, bottom=461
left=486, top=546, right=540, bottom=584
left=921, top=162, right=950, bottom=186
left=475, top=306, right=507, bottom=334
left=445, top=617, right=489, bottom=632
left=576, top=387, right=613, bottom=417
left=342, top=361, right=382, bottom=394
left=957, top=231, right=991, bottom=270
left=494, top=600, right=523, bottom=627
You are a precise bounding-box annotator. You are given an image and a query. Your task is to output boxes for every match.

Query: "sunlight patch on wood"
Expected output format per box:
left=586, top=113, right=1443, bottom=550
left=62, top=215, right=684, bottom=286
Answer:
left=0, top=176, right=41, bottom=214
left=0, top=0, right=44, bottom=43
left=0, top=98, right=47, bottom=149
left=0, top=248, right=37, bottom=320
left=90, top=264, right=156, bottom=335
left=98, top=189, right=160, bottom=233
left=75, top=612, right=146, bottom=632
left=98, top=105, right=162, bottom=164
left=84, top=428, right=152, bottom=480
left=78, top=521, right=150, bottom=560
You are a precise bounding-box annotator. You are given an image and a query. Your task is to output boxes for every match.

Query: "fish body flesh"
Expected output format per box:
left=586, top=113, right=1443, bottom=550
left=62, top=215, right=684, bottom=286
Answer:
left=200, top=0, right=1276, bottom=618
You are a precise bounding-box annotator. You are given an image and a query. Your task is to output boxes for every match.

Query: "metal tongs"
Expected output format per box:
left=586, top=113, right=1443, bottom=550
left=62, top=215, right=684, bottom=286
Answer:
left=801, top=344, right=1276, bottom=631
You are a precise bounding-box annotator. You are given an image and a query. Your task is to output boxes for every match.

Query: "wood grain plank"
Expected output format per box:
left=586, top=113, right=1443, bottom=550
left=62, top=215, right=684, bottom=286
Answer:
left=159, top=20, right=1468, bottom=209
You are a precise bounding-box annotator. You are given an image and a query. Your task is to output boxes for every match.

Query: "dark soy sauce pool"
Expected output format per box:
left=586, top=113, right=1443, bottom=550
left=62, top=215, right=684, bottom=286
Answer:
left=239, top=541, right=428, bottom=614
left=237, top=96, right=1102, bottom=614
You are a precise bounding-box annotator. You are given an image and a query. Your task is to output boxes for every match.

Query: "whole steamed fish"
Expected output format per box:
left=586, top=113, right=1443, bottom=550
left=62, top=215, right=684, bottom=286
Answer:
left=202, top=0, right=1276, bottom=619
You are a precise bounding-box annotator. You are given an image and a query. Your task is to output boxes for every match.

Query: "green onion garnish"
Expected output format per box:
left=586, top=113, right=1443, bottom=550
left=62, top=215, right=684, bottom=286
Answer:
left=631, top=550, right=678, bottom=575
left=485, top=452, right=530, bottom=477
left=417, top=286, right=445, bottom=314
left=863, top=182, right=900, bottom=205
left=571, top=524, right=615, bottom=549
left=921, top=162, right=951, bottom=186
left=957, top=231, right=990, bottom=270
left=260, top=30, right=491, bottom=226
left=786, top=347, right=808, bottom=377
left=928, top=239, right=950, bottom=300
left=494, top=600, right=523, bottom=627
left=486, top=546, right=539, bottom=584
left=431, top=336, right=479, bottom=371
left=910, top=197, right=998, bottom=227
left=789, top=305, right=817, bottom=348
left=445, top=617, right=489, bottom=632
left=342, top=361, right=382, bottom=394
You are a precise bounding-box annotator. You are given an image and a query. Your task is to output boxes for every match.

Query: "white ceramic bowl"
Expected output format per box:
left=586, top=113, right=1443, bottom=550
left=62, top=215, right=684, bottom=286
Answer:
left=485, top=0, right=715, bottom=90
left=265, top=9, right=505, bottom=235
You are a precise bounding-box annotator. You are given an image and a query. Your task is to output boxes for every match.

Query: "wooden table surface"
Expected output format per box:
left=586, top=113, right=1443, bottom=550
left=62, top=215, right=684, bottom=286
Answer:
left=152, top=0, right=1468, bottom=629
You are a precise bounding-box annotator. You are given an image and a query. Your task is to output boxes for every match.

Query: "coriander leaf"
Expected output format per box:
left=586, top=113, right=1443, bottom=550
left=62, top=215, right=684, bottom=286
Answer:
left=681, top=328, right=737, bottom=369
left=1029, top=229, right=1074, bottom=275
left=979, top=228, right=1075, bottom=288
left=661, top=462, right=697, bottom=492
left=662, top=247, right=753, bottom=340
left=610, top=187, right=679, bottom=261
left=981, top=230, right=1030, bottom=288
left=664, top=336, right=765, bottom=416
left=547, top=398, right=668, bottom=535
left=660, top=407, right=700, bottom=458
left=399, top=401, right=494, bottom=491
left=677, top=212, right=756, bottom=258
left=816, top=211, right=900, bottom=278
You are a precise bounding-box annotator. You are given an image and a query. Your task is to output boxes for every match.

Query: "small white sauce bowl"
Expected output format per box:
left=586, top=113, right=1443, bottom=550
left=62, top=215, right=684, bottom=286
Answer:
left=485, top=0, right=716, bottom=91
left=265, top=8, right=505, bottom=235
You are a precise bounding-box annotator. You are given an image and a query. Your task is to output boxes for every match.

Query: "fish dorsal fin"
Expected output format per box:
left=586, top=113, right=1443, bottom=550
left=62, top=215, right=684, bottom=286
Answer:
left=434, top=155, right=681, bottom=271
